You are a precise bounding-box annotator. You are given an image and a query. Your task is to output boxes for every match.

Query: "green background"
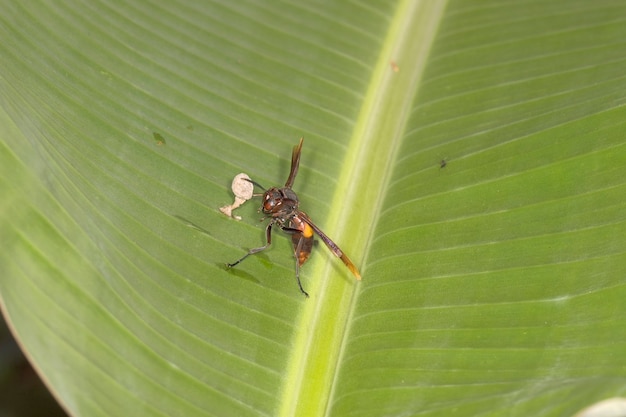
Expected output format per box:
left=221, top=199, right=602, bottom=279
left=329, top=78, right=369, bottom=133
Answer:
left=1, top=1, right=626, bottom=416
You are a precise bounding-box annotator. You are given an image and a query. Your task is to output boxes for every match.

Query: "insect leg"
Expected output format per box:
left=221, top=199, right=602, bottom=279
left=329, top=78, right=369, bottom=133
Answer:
left=293, top=234, right=310, bottom=298
left=227, top=222, right=274, bottom=268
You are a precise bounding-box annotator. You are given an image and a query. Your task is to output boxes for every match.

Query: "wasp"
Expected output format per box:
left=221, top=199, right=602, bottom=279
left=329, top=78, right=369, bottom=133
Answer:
left=227, top=138, right=361, bottom=297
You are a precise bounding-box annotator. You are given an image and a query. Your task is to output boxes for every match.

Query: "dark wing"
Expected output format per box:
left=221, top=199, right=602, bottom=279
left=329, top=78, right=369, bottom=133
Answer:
left=284, top=137, right=303, bottom=189
left=297, top=211, right=361, bottom=280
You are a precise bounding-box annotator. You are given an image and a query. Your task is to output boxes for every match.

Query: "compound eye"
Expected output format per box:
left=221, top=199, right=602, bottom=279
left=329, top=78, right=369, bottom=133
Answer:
left=262, top=190, right=281, bottom=212
left=263, top=194, right=273, bottom=209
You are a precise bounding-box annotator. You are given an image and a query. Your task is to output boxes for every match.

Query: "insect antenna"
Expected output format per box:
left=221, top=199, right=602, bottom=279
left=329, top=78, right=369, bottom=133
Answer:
left=243, top=178, right=267, bottom=196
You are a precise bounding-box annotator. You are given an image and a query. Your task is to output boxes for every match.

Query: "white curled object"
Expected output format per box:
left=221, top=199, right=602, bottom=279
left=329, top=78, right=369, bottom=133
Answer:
left=574, top=398, right=626, bottom=417
left=219, top=173, right=254, bottom=220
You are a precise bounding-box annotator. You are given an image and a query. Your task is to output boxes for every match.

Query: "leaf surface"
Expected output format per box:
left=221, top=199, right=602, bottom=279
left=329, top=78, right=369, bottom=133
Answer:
left=1, top=1, right=626, bottom=416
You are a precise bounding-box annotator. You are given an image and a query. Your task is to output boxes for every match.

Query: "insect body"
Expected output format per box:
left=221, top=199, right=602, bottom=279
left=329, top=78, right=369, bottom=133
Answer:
left=227, top=138, right=361, bottom=297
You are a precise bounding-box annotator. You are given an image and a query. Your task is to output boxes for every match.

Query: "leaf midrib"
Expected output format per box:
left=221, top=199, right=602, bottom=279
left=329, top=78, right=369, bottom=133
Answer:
left=277, top=1, right=449, bottom=416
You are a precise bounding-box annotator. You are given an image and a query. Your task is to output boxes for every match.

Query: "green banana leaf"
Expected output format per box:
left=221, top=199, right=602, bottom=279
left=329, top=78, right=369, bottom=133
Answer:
left=2, top=1, right=626, bottom=416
